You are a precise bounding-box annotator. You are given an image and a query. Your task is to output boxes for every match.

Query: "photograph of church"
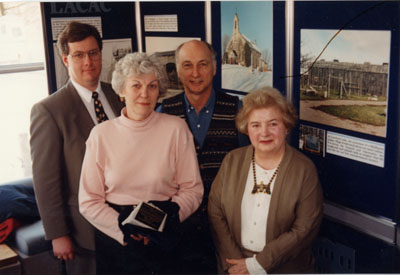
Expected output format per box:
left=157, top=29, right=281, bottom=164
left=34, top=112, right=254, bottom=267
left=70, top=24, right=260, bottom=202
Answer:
left=224, top=13, right=263, bottom=70
left=220, top=1, right=273, bottom=93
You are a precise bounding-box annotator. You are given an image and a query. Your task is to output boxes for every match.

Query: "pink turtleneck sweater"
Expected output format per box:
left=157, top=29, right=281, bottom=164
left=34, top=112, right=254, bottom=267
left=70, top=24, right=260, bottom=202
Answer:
left=79, top=108, right=203, bottom=245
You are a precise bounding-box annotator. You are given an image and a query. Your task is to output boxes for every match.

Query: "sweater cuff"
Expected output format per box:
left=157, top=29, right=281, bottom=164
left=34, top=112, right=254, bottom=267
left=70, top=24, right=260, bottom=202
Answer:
left=117, top=231, right=125, bottom=245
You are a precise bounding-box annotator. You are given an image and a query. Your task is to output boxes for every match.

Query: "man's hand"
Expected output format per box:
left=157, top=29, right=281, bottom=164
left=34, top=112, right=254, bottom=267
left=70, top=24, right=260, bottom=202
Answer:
left=52, top=235, right=74, bottom=261
left=226, top=258, right=249, bottom=274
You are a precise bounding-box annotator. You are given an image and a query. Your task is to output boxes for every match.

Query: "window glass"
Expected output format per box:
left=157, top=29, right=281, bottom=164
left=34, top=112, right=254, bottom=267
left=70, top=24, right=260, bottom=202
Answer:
left=0, top=2, right=45, bottom=65
left=0, top=2, right=48, bottom=183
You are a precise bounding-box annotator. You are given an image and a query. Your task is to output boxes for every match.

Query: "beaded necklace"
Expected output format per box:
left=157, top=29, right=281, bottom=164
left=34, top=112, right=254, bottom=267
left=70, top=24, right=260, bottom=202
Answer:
left=251, top=150, right=281, bottom=195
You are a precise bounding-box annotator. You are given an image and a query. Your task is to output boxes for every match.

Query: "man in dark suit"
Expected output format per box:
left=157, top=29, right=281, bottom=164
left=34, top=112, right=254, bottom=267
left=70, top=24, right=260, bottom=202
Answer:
left=30, top=22, right=124, bottom=275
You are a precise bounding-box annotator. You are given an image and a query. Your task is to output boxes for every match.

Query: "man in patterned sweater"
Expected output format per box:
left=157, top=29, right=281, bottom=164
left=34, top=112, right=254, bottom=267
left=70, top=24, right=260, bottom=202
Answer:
left=157, top=40, right=248, bottom=274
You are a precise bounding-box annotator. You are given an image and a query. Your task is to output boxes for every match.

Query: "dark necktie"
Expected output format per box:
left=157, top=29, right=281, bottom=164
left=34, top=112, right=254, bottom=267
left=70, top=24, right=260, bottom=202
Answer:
left=92, top=91, right=109, bottom=123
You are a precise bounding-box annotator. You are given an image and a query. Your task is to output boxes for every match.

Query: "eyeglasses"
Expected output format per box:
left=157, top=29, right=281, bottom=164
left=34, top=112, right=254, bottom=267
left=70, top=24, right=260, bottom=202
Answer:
left=68, top=49, right=101, bottom=63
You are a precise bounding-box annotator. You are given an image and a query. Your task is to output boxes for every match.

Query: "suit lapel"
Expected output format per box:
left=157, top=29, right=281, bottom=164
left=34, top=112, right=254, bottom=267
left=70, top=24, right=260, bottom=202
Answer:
left=65, top=81, right=95, bottom=139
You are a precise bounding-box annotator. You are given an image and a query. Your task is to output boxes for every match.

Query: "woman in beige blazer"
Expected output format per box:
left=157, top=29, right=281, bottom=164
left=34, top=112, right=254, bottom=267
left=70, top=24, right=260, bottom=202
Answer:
left=208, top=87, right=323, bottom=274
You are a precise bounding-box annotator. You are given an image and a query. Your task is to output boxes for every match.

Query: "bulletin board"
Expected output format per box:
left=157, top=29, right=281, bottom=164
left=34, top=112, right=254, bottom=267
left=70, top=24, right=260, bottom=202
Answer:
left=41, top=2, right=137, bottom=94
left=291, top=1, right=400, bottom=221
left=211, top=1, right=286, bottom=97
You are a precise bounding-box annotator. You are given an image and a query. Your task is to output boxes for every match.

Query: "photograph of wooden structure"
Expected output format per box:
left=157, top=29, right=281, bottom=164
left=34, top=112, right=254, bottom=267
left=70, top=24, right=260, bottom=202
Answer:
left=301, top=60, right=389, bottom=100
left=299, top=29, right=390, bottom=137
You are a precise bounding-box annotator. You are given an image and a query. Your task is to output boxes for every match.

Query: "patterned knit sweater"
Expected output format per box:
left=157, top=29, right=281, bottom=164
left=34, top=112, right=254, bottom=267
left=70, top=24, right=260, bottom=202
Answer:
left=162, top=91, right=240, bottom=217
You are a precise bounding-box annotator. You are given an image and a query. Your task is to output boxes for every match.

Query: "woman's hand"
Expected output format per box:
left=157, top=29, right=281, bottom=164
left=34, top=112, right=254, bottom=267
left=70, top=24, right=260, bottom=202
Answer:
left=130, top=234, right=150, bottom=245
left=52, top=235, right=74, bottom=261
left=226, top=258, right=249, bottom=274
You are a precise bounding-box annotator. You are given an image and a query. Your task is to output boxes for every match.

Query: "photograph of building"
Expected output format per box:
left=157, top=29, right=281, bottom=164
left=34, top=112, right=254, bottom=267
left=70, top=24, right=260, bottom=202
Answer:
left=224, top=13, right=263, bottom=70
left=300, top=29, right=390, bottom=137
left=220, top=1, right=273, bottom=93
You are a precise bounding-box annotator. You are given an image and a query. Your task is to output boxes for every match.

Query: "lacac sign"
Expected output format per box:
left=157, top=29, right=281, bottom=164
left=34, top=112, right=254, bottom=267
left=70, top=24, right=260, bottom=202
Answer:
left=50, top=3, right=112, bottom=14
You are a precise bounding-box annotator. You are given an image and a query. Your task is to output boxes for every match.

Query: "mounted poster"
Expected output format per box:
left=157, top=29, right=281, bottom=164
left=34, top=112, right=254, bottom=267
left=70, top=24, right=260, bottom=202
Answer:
left=220, top=1, right=273, bottom=93
left=300, top=29, right=390, bottom=138
left=140, top=2, right=206, bottom=51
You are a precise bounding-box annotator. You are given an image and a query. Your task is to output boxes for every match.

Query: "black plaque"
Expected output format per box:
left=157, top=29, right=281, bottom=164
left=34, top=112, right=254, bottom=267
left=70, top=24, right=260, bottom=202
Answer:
left=135, top=202, right=166, bottom=231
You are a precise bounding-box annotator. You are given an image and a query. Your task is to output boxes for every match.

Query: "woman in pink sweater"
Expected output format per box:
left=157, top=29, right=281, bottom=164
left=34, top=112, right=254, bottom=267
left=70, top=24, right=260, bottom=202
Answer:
left=79, top=52, right=203, bottom=274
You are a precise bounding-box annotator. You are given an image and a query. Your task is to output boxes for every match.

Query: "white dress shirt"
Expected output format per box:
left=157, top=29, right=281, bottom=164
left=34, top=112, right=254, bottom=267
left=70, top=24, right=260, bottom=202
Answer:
left=71, top=79, right=117, bottom=124
left=241, top=163, right=278, bottom=275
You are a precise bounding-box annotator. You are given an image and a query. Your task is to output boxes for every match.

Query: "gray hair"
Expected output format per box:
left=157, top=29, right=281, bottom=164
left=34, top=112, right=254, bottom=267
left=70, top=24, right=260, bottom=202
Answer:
left=236, top=87, right=298, bottom=135
left=111, top=52, right=168, bottom=97
left=175, top=40, right=217, bottom=72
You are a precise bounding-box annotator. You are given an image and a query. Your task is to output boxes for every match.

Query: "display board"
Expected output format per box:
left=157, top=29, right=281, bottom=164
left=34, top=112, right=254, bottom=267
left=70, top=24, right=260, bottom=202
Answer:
left=39, top=1, right=400, bottom=223
left=211, top=1, right=286, bottom=97
left=291, top=1, right=400, bottom=221
left=41, top=2, right=137, bottom=94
